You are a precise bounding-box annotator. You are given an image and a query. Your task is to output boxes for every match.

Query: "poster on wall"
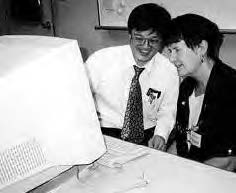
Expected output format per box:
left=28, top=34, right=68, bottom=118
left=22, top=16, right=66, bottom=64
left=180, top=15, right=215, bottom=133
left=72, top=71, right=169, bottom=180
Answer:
left=97, top=0, right=236, bottom=30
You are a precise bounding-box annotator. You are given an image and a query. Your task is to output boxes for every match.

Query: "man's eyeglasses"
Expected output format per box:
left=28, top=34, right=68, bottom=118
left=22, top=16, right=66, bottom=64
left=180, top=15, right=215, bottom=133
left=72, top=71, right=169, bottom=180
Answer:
left=131, top=36, right=161, bottom=46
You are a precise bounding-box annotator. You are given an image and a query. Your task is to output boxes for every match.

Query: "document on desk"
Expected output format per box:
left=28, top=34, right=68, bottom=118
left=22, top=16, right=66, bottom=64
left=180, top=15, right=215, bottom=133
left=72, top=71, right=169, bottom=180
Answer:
left=97, top=136, right=150, bottom=168
left=54, top=137, right=151, bottom=193
left=55, top=162, right=150, bottom=193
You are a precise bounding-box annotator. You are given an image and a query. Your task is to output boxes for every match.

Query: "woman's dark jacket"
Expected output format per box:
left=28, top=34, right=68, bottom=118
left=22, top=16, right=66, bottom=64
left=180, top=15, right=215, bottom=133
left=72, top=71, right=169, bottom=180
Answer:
left=168, top=60, right=236, bottom=162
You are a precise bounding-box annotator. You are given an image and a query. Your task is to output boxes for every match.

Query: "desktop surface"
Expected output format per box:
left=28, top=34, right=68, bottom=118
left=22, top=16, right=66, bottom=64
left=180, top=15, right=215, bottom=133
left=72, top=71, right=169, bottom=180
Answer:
left=20, top=136, right=236, bottom=193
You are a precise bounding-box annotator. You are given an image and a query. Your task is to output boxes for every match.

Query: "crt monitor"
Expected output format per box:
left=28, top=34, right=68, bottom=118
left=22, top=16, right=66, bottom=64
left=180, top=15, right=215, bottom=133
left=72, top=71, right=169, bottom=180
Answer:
left=0, top=35, right=106, bottom=191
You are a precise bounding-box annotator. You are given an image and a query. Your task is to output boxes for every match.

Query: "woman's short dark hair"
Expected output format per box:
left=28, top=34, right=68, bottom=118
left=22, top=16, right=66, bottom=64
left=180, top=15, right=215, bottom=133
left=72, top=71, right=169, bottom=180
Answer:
left=166, top=14, right=224, bottom=61
left=127, top=3, right=171, bottom=42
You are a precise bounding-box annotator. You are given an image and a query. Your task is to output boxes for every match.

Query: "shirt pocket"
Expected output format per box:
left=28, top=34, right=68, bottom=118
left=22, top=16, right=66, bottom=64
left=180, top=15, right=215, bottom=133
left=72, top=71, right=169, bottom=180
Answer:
left=143, top=87, right=162, bottom=118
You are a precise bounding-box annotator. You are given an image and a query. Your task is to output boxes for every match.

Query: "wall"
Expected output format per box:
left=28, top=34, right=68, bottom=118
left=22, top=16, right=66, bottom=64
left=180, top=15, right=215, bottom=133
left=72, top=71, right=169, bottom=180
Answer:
left=220, top=34, right=236, bottom=68
left=1, top=0, right=236, bottom=66
left=52, top=0, right=236, bottom=67
left=53, top=0, right=129, bottom=61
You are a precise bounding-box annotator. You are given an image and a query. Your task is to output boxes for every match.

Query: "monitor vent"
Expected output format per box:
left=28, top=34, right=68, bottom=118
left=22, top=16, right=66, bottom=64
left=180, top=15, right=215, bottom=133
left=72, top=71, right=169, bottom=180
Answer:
left=0, top=138, right=47, bottom=185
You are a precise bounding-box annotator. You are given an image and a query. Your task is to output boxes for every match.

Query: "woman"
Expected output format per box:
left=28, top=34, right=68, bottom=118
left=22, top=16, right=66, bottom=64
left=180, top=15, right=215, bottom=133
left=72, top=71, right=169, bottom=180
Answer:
left=166, top=13, right=236, bottom=171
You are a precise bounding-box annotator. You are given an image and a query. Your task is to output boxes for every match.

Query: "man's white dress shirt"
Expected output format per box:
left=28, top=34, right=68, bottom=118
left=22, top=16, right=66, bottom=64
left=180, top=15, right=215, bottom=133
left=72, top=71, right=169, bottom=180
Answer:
left=85, top=45, right=179, bottom=142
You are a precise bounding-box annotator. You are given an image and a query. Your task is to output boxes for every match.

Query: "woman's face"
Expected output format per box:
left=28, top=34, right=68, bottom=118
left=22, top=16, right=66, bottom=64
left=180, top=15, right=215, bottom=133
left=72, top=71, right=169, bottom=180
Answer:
left=168, top=40, right=201, bottom=78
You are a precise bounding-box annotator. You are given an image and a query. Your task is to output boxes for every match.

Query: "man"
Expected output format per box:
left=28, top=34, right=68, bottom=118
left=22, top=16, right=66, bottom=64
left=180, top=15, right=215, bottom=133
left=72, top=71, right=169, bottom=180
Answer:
left=85, top=3, right=179, bottom=150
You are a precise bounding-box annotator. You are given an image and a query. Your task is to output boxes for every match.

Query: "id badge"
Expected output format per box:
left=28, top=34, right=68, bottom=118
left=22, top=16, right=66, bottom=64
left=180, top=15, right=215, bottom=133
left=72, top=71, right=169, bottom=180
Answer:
left=146, top=88, right=161, bottom=104
left=190, top=131, right=202, bottom=148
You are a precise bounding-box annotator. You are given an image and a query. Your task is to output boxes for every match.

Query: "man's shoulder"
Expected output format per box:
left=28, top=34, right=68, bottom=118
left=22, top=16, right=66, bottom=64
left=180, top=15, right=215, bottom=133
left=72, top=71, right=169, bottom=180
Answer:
left=153, top=52, right=178, bottom=76
left=85, top=45, right=131, bottom=71
left=89, top=45, right=130, bottom=59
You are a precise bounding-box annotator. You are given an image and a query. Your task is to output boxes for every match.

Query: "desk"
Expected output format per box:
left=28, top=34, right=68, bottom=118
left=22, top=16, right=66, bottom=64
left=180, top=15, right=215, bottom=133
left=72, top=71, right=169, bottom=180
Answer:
left=23, top=136, right=236, bottom=193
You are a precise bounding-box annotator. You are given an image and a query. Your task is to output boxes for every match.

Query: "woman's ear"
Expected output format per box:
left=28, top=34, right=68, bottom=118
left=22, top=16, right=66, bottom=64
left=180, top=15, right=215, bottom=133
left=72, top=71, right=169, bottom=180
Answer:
left=197, top=40, right=208, bottom=56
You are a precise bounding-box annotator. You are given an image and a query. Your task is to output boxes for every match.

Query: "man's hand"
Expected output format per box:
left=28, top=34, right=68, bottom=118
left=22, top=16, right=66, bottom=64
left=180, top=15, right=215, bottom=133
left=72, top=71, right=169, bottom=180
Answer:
left=148, top=135, right=166, bottom=151
left=204, top=156, right=236, bottom=172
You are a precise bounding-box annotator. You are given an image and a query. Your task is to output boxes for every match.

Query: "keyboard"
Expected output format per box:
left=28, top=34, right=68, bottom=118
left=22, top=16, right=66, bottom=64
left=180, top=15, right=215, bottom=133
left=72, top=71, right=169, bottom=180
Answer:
left=96, top=136, right=150, bottom=168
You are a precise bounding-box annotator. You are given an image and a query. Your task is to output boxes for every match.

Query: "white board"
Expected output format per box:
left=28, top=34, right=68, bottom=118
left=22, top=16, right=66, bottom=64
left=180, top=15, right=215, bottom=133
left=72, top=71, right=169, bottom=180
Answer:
left=98, top=0, right=236, bottom=30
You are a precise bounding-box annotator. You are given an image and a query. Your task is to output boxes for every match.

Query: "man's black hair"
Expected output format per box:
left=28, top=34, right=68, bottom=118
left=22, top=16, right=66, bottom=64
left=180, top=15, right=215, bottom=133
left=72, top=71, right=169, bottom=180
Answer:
left=128, top=3, right=171, bottom=43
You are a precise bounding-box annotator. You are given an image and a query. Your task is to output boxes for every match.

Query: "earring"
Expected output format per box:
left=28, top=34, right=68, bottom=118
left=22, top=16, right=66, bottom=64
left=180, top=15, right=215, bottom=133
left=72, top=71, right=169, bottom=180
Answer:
left=200, top=55, right=205, bottom=63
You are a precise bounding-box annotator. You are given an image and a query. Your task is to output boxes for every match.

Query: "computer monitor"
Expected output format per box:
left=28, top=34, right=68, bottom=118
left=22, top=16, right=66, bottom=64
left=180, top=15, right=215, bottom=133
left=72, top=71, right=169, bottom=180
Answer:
left=0, top=35, right=106, bottom=191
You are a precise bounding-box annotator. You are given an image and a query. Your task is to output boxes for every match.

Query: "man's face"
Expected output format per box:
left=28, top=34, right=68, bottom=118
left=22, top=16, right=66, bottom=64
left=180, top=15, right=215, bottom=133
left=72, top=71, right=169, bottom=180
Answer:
left=130, top=29, right=163, bottom=67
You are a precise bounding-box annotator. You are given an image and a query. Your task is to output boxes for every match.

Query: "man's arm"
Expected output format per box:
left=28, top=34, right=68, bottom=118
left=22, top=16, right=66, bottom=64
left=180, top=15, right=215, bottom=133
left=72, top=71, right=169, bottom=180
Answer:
left=84, top=51, right=103, bottom=94
left=148, top=68, right=179, bottom=150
